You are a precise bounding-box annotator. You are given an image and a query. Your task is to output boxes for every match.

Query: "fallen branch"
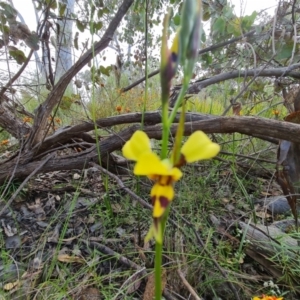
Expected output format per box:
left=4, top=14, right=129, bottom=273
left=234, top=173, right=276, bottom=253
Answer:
left=1, top=114, right=299, bottom=183
left=177, top=269, right=203, bottom=300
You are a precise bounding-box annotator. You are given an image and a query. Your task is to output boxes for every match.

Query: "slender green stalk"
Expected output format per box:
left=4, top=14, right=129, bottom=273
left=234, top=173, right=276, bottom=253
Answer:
left=161, top=99, right=170, bottom=159
left=154, top=211, right=168, bottom=300
left=167, top=75, right=190, bottom=126
left=154, top=241, right=163, bottom=300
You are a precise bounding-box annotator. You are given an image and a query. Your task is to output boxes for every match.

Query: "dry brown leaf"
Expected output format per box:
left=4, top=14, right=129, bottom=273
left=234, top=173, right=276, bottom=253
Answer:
left=143, top=269, right=167, bottom=300
left=260, top=191, right=272, bottom=196
left=255, top=211, right=272, bottom=219
left=57, top=254, right=84, bottom=264
left=3, top=280, right=19, bottom=291
left=77, top=287, right=100, bottom=300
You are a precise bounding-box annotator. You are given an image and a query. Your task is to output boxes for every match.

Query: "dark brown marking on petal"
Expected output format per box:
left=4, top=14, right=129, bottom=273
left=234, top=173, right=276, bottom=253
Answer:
left=151, top=195, right=156, bottom=206
left=167, top=176, right=173, bottom=185
left=159, top=196, right=170, bottom=208
left=158, top=176, right=173, bottom=186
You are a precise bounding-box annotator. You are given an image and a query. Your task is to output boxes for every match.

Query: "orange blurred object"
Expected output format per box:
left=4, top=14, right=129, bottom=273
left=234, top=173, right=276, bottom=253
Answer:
left=0, top=139, right=9, bottom=146
left=55, top=118, right=61, bottom=124
left=272, top=109, right=280, bottom=116
left=23, top=117, right=32, bottom=123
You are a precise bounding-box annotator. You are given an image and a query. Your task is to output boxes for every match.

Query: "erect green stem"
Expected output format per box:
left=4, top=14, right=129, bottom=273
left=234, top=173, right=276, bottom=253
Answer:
left=154, top=212, right=168, bottom=300
left=154, top=240, right=163, bottom=300
left=167, top=75, right=190, bottom=126
left=161, top=99, right=169, bottom=159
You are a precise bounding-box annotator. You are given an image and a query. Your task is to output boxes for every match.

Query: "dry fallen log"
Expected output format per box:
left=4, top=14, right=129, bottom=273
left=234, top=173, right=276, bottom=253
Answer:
left=239, top=221, right=300, bottom=293
left=1, top=112, right=300, bottom=184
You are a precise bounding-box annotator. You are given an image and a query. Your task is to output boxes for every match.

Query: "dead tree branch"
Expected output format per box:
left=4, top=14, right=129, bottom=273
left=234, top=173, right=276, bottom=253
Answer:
left=0, top=114, right=299, bottom=183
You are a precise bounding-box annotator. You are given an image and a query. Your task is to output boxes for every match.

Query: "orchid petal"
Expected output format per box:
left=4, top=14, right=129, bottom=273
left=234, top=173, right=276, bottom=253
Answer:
left=122, top=130, right=151, bottom=161
left=181, top=131, right=220, bottom=163
left=134, top=153, right=182, bottom=180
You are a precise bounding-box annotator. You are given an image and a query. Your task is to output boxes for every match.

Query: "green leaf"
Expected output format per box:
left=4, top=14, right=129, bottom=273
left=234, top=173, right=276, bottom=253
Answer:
left=0, top=2, right=17, bottom=20
left=90, top=21, right=103, bottom=34
left=24, top=33, right=40, bottom=51
left=202, top=53, right=212, bottom=65
left=90, top=66, right=97, bottom=76
left=46, top=0, right=57, bottom=10
left=227, top=17, right=241, bottom=37
left=201, top=30, right=206, bottom=42
left=99, top=65, right=112, bottom=76
left=103, top=7, right=110, bottom=14
left=58, top=2, right=67, bottom=17
left=276, top=41, right=294, bottom=60
left=241, top=11, right=257, bottom=31
left=173, top=14, right=180, bottom=26
left=76, top=20, right=86, bottom=32
left=97, top=7, right=109, bottom=18
left=213, top=17, right=226, bottom=34
left=203, top=11, right=211, bottom=21
left=9, top=48, right=27, bottom=64
left=60, top=95, right=74, bottom=110
left=0, top=12, right=6, bottom=25
left=0, top=24, right=9, bottom=34
left=74, top=32, right=79, bottom=50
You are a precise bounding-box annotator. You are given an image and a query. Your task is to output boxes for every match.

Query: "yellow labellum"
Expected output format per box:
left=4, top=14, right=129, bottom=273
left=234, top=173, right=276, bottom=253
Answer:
left=151, top=183, right=174, bottom=218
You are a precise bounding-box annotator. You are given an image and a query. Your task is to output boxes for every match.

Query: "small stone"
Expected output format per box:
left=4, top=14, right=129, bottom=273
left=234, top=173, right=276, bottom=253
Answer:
left=73, top=173, right=80, bottom=180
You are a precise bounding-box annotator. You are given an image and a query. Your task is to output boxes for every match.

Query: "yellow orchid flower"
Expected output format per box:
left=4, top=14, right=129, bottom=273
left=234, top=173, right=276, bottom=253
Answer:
left=123, top=130, right=220, bottom=172
left=252, top=296, right=283, bottom=300
left=122, top=129, right=220, bottom=243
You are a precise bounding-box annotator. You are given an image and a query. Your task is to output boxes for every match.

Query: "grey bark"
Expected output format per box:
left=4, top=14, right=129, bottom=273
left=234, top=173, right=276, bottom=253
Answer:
left=55, top=0, right=75, bottom=87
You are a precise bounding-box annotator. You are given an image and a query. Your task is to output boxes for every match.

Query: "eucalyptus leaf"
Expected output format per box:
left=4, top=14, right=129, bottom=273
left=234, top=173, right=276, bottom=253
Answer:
left=59, top=2, right=67, bottom=17
left=24, top=33, right=40, bottom=51
left=9, top=49, right=26, bottom=65
left=99, top=65, right=112, bottom=76
left=0, top=2, right=17, bottom=20
left=76, top=19, right=86, bottom=32
left=74, top=32, right=79, bottom=50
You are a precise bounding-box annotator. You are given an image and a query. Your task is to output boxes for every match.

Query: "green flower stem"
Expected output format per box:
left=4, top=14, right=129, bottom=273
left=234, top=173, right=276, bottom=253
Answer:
left=154, top=239, right=163, bottom=300
left=167, top=75, right=190, bottom=126
left=161, top=98, right=170, bottom=159
left=154, top=211, right=169, bottom=300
